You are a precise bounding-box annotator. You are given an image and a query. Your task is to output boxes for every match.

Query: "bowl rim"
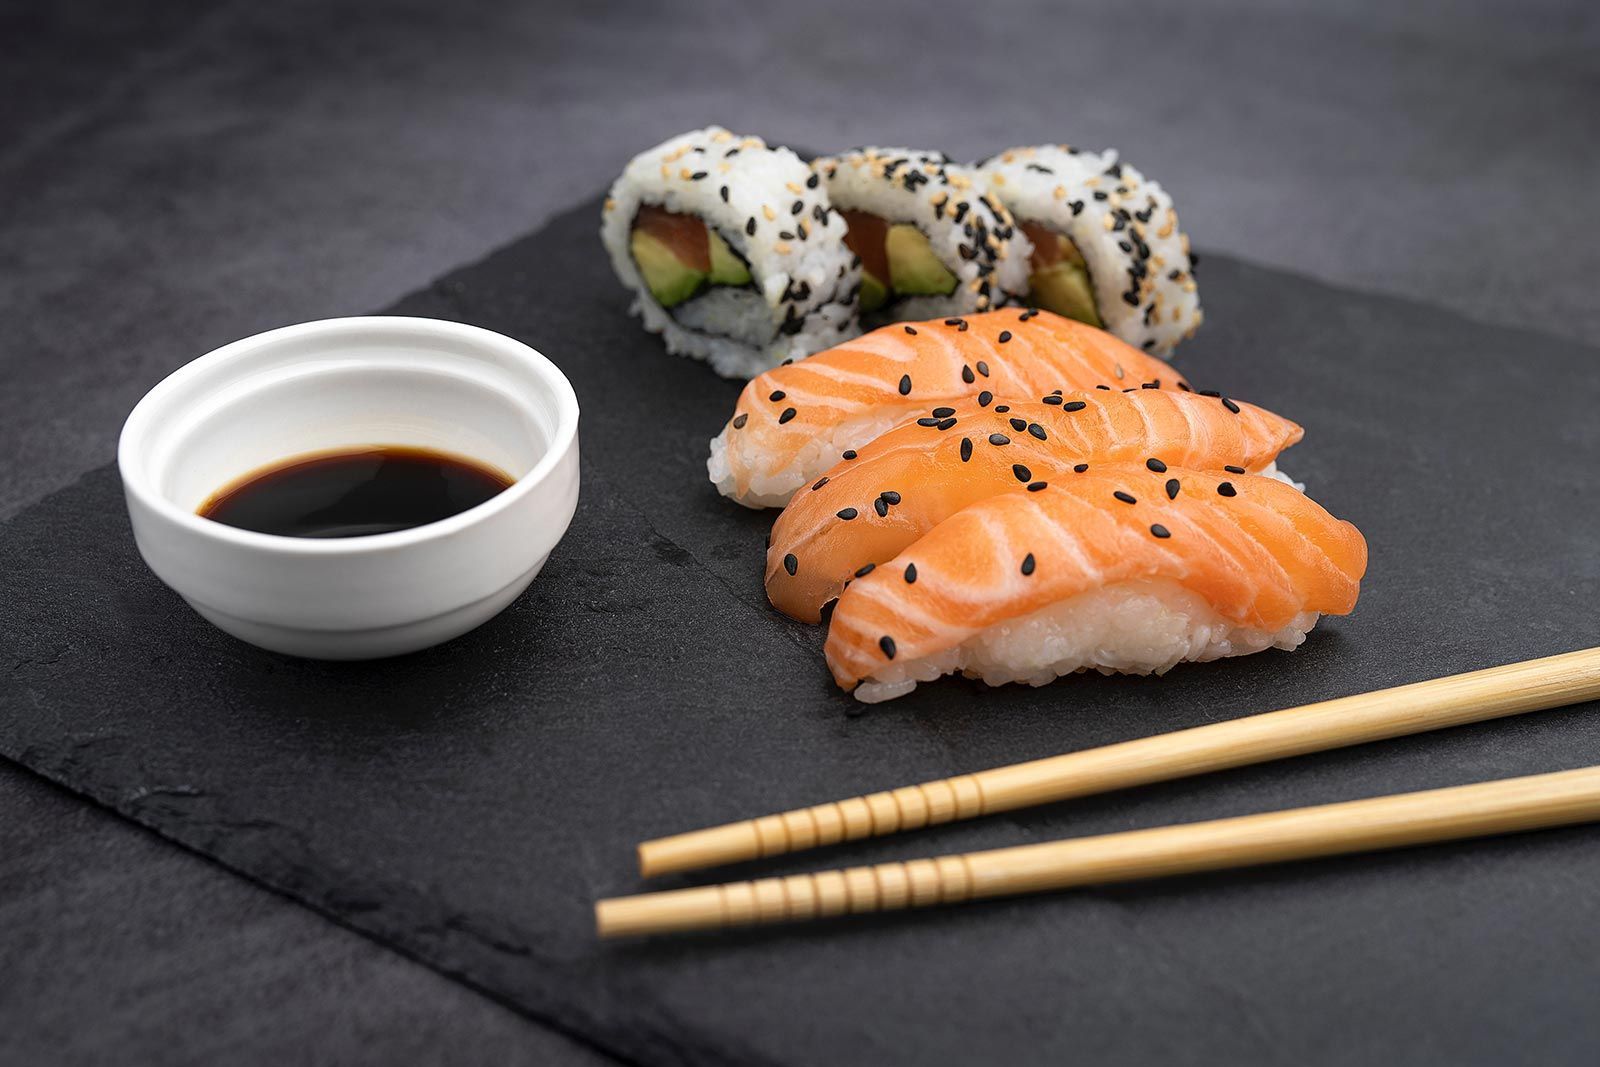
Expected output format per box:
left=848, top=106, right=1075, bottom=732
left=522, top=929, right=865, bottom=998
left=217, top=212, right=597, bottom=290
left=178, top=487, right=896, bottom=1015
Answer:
left=117, top=316, right=580, bottom=556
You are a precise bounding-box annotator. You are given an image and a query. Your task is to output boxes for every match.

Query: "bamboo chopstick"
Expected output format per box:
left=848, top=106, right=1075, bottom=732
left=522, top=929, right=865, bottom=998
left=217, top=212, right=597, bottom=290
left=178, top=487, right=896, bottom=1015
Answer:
left=637, top=647, right=1600, bottom=877
left=599, top=765, right=1600, bottom=938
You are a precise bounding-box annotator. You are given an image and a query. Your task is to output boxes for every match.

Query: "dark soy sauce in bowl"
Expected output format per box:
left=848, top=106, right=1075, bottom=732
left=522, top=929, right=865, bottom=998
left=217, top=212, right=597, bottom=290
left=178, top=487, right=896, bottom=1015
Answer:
left=199, top=446, right=515, bottom=538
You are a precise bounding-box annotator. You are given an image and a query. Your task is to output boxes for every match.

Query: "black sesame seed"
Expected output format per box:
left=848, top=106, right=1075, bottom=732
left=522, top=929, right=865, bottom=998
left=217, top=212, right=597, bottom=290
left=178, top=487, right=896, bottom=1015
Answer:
left=806, top=173, right=820, bottom=188
left=1218, top=482, right=1238, bottom=497
left=1146, top=458, right=1167, bottom=473
left=945, top=318, right=965, bottom=327
left=879, top=635, right=897, bottom=659
left=732, top=413, right=748, bottom=429
left=843, top=450, right=858, bottom=460
left=1166, top=478, right=1180, bottom=500
left=1042, top=395, right=1063, bottom=406
left=960, top=437, right=973, bottom=462
left=769, top=389, right=786, bottom=402
left=917, top=417, right=940, bottom=427
left=1073, top=462, right=1089, bottom=473
left=1027, top=481, right=1048, bottom=492
left=1150, top=524, right=1171, bottom=539
left=936, top=417, right=958, bottom=431
left=855, top=563, right=876, bottom=578
left=719, top=185, right=729, bottom=202
left=1020, top=553, right=1036, bottom=576
left=1114, top=490, right=1137, bottom=504
left=1009, top=417, right=1027, bottom=432
left=837, top=507, right=858, bottom=520
left=812, top=476, right=829, bottom=491
left=989, top=433, right=1010, bottom=446
left=783, top=553, right=798, bottom=576
left=1198, top=389, right=1221, bottom=398
left=1063, top=400, right=1087, bottom=412
left=746, top=217, right=757, bottom=236
left=778, top=407, right=797, bottom=424
left=880, top=491, right=901, bottom=505
left=978, top=390, right=993, bottom=407
left=1224, top=465, right=1245, bottom=474
left=1013, top=463, right=1032, bottom=482
left=904, top=325, right=917, bottom=335
left=976, top=361, right=990, bottom=377
left=932, top=406, right=956, bottom=418
left=1095, top=384, right=1111, bottom=391
left=791, top=200, right=804, bottom=215
left=998, top=330, right=1012, bottom=344
left=957, top=320, right=969, bottom=332
left=898, top=374, right=912, bottom=396
left=961, top=364, right=976, bottom=384
left=1092, top=190, right=1108, bottom=201
left=690, top=171, right=708, bottom=180
left=904, top=563, right=917, bottom=584
left=1027, top=423, right=1048, bottom=441
left=1222, top=397, right=1241, bottom=414
left=874, top=498, right=888, bottom=517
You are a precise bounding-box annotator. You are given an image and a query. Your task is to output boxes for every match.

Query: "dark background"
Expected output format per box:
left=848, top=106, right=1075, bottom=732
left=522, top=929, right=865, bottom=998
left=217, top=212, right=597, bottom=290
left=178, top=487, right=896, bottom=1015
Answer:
left=3, top=1, right=1597, bottom=1063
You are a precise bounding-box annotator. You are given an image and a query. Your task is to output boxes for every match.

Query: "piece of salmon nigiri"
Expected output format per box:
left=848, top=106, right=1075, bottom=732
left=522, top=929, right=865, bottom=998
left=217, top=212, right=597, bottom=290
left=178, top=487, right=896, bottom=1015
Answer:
left=767, top=391, right=1303, bottom=622
left=824, top=464, right=1366, bottom=703
left=709, top=308, right=1187, bottom=508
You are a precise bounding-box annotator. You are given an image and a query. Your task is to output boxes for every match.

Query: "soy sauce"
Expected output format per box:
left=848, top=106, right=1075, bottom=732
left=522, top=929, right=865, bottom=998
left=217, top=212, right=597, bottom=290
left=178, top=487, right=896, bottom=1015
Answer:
left=199, top=446, right=515, bottom=538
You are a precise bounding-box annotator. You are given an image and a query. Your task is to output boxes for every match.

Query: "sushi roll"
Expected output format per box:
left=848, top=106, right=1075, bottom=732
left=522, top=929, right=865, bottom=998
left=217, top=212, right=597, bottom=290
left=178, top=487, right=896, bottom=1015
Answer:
left=602, top=127, right=860, bottom=379
left=708, top=308, right=1187, bottom=509
left=978, top=146, right=1201, bottom=357
left=766, top=390, right=1303, bottom=622
left=824, top=464, right=1367, bottom=702
left=815, top=148, right=1032, bottom=329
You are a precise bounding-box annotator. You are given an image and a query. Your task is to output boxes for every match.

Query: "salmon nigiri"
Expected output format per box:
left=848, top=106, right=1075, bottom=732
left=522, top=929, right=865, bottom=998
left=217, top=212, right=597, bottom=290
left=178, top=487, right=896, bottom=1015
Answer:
left=708, top=308, right=1188, bottom=508
left=823, top=464, right=1366, bottom=702
left=767, top=391, right=1303, bottom=622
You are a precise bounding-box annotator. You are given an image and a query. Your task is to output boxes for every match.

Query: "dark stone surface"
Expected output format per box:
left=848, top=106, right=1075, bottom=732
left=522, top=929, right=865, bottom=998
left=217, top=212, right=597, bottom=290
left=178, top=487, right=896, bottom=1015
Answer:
left=5, top=198, right=1600, bottom=1064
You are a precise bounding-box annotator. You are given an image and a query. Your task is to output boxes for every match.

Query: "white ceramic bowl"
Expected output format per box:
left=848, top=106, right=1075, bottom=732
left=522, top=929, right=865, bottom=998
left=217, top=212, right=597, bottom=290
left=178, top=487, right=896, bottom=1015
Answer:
left=118, top=317, right=580, bottom=659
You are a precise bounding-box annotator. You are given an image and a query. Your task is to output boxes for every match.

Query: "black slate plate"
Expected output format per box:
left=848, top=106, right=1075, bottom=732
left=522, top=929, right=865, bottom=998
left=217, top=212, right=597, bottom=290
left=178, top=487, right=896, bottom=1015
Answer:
left=5, top=199, right=1600, bottom=1066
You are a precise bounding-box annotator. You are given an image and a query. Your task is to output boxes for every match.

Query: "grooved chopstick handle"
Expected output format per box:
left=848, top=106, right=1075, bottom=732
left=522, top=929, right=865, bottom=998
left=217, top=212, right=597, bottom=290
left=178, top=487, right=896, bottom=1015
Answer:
left=636, top=647, right=1600, bottom=877
left=601, top=765, right=1600, bottom=938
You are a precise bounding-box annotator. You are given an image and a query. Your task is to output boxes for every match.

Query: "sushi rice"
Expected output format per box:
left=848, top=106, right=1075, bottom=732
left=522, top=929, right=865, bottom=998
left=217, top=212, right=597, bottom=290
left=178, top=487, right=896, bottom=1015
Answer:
left=601, top=127, right=860, bottom=379
left=978, top=145, right=1201, bottom=356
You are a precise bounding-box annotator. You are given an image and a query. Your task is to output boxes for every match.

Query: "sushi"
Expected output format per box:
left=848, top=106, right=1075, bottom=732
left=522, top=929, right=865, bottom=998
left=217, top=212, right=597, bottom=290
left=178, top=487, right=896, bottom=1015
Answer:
left=767, top=391, right=1303, bottom=622
left=823, top=464, right=1366, bottom=702
left=601, top=127, right=860, bottom=379
left=816, top=148, right=1032, bottom=327
left=709, top=307, right=1188, bottom=508
left=978, top=146, right=1201, bottom=356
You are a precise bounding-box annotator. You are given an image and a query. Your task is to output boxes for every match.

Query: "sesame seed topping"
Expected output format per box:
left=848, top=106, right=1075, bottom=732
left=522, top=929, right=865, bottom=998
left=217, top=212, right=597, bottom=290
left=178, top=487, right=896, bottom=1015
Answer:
left=732, top=413, right=748, bottom=429
left=1027, top=481, right=1048, bottom=491
left=904, top=325, right=918, bottom=335
left=1020, top=553, right=1036, bottom=576
left=719, top=185, right=729, bottom=202
left=1063, top=400, right=1087, bottom=412
left=898, top=374, right=912, bottom=396
left=917, top=417, right=940, bottom=427
left=961, top=364, right=976, bottom=384
left=843, top=450, right=858, bottom=460
left=855, top=563, right=876, bottom=578
left=978, top=391, right=993, bottom=406
left=932, top=406, right=955, bottom=417
left=960, top=437, right=973, bottom=462
left=879, top=635, right=897, bottom=659
left=976, top=361, right=990, bottom=377
left=998, top=330, right=1012, bottom=344
left=1009, top=417, right=1027, bottom=432
left=1217, top=482, right=1238, bottom=497
left=1042, top=395, right=1063, bottom=406
left=1166, top=478, right=1180, bottom=500
left=1114, top=490, right=1137, bottom=504
left=1146, top=458, right=1167, bottom=473
left=1027, top=423, right=1047, bottom=441
left=1150, top=524, right=1171, bottom=539
left=874, top=498, right=888, bottom=517
left=989, top=433, right=1010, bottom=446
left=1013, top=463, right=1033, bottom=482
left=812, top=476, right=830, bottom=491
left=745, top=217, right=757, bottom=236
left=1224, top=465, right=1245, bottom=474
left=837, top=507, right=858, bottom=520
left=904, top=563, right=917, bottom=584
left=936, top=417, right=957, bottom=431
left=1222, top=397, right=1241, bottom=414
left=783, top=553, right=798, bottom=576
left=880, top=490, right=901, bottom=505
left=778, top=407, right=797, bottom=424
left=769, top=389, right=786, bottom=402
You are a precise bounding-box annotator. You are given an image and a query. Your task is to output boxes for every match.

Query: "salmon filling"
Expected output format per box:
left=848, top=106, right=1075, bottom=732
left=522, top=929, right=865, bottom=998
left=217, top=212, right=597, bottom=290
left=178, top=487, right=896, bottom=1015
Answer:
left=629, top=205, right=751, bottom=308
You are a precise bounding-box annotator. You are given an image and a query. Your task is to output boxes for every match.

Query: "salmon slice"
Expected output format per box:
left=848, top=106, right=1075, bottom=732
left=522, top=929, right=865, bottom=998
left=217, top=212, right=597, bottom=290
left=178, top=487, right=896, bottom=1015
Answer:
left=708, top=308, right=1188, bottom=508
left=767, top=391, right=1303, bottom=622
left=633, top=204, right=711, bottom=272
left=823, top=463, right=1366, bottom=699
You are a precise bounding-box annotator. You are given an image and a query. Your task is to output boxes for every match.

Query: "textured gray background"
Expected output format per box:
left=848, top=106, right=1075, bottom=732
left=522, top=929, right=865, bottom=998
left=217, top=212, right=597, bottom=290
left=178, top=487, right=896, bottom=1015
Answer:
left=2, top=0, right=1597, bottom=1062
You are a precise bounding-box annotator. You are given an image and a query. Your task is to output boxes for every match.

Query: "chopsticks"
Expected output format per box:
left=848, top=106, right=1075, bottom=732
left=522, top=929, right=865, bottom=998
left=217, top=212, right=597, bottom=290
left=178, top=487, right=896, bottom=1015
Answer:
left=636, top=647, right=1600, bottom=878
left=597, top=765, right=1600, bottom=938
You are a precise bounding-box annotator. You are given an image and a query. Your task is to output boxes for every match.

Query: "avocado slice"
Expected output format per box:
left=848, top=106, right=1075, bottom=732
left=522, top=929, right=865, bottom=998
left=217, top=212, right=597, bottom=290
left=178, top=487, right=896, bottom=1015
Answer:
left=707, top=229, right=752, bottom=287
left=631, top=229, right=706, bottom=308
left=1030, top=262, right=1102, bottom=327
left=858, top=269, right=889, bottom=312
left=886, top=224, right=958, bottom=297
